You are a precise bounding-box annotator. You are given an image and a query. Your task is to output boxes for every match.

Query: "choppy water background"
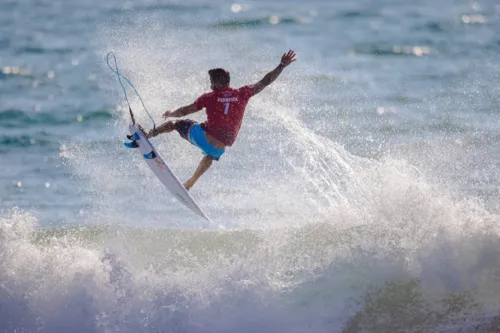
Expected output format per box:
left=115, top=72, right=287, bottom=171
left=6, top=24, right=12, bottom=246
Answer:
left=2, top=0, right=500, bottom=332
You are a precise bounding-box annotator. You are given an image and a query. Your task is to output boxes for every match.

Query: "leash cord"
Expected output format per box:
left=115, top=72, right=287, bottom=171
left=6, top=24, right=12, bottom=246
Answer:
left=106, top=52, right=155, bottom=129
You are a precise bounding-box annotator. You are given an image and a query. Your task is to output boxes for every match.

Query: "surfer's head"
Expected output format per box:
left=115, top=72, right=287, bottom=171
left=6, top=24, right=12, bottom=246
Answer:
left=209, top=68, right=230, bottom=90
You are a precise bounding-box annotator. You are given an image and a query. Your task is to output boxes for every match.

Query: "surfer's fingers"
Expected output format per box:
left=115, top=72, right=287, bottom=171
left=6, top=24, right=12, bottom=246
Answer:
left=162, top=111, right=171, bottom=119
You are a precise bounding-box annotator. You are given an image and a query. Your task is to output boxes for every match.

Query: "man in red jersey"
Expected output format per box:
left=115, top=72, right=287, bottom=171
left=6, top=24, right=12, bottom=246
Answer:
left=146, top=50, right=296, bottom=190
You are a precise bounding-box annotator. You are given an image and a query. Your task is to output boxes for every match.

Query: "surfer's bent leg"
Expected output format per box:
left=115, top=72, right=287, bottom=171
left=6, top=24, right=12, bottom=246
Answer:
left=148, top=119, right=223, bottom=190
left=147, top=119, right=197, bottom=139
left=174, top=119, right=197, bottom=141
left=186, top=123, right=225, bottom=160
left=178, top=121, right=224, bottom=190
left=184, top=156, right=213, bottom=191
left=146, top=121, right=177, bottom=138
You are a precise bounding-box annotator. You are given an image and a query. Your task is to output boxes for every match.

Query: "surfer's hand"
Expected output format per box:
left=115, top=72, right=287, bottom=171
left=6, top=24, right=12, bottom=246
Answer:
left=162, top=111, right=173, bottom=119
left=280, top=50, right=296, bottom=67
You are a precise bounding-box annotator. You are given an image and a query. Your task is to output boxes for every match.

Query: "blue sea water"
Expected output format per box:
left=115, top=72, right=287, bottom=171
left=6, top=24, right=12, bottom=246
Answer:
left=1, top=0, right=500, bottom=332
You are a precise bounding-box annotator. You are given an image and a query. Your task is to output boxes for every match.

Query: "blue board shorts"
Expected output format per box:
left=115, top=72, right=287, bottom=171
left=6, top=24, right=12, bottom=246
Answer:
left=175, top=120, right=225, bottom=161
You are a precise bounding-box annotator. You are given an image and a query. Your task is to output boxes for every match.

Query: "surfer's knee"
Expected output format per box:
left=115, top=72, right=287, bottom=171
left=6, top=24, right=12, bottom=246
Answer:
left=204, top=154, right=221, bottom=162
left=175, top=119, right=196, bottom=140
left=203, top=155, right=214, bottom=164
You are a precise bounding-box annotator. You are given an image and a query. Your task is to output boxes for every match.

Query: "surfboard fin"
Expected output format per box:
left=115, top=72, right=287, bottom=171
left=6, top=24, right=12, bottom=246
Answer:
left=126, top=132, right=140, bottom=141
left=143, top=151, right=157, bottom=159
left=124, top=140, right=139, bottom=148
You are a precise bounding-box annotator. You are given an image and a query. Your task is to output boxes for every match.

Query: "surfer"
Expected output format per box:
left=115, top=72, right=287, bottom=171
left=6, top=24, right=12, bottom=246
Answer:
left=145, top=50, right=297, bottom=190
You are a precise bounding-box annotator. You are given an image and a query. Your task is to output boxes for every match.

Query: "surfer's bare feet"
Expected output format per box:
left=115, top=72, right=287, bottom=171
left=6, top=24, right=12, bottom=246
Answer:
left=147, top=121, right=176, bottom=138
left=146, top=128, right=159, bottom=138
left=183, top=157, right=213, bottom=191
left=183, top=180, right=194, bottom=191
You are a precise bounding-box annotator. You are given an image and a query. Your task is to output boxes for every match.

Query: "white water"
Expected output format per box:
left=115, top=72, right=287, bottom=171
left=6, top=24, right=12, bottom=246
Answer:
left=3, top=14, right=500, bottom=333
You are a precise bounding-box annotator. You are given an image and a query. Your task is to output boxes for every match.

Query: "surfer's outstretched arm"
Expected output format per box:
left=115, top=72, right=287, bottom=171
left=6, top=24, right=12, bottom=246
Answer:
left=162, top=103, right=199, bottom=119
left=146, top=103, right=199, bottom=138
left=252, top=50, right=296, bottom=95
left=183, top=156, right=213, bottom=191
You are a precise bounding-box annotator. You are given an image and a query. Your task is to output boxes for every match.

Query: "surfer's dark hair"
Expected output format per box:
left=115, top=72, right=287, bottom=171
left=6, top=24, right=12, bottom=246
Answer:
left=209, top=68, right=230, bottom=86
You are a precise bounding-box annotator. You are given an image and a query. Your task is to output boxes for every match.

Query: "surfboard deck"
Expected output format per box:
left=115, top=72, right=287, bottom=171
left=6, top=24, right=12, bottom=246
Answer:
left=125, top=123, right=212, bottom=223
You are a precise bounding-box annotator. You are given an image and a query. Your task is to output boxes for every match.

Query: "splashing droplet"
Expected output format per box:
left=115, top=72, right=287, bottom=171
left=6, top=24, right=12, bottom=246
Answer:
left=231, top=4, right=242, bottom=13
left=269, top=16, right=280, bottom=25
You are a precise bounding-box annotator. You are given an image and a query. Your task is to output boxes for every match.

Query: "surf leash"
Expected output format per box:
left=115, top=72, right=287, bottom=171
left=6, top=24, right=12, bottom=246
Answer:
left=106, top=52, right=156, bottom=131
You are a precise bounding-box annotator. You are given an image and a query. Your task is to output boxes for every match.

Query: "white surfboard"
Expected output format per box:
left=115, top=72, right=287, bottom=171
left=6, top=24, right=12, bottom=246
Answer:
left=127, top=123, right=212, bottom=223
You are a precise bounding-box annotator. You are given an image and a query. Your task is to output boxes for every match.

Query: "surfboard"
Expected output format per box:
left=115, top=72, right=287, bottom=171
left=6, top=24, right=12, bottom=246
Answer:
left=125, top=123, right=212, bottom=223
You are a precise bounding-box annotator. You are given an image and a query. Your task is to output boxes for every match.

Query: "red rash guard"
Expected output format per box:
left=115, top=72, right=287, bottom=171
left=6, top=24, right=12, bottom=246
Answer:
left=194, top=86, right=254, bottom=146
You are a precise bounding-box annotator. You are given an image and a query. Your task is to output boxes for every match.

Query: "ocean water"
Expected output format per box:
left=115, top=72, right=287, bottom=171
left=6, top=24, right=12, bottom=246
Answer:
left=2, top=0, right=500, bottom=332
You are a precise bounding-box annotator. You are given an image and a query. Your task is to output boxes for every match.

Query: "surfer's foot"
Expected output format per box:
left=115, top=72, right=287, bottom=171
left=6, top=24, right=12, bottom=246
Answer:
left=183, top=180, right=194, bottom=191
left=147, top=121, right=176, bottom=138
left=146, top=128, right=159, bottom=139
